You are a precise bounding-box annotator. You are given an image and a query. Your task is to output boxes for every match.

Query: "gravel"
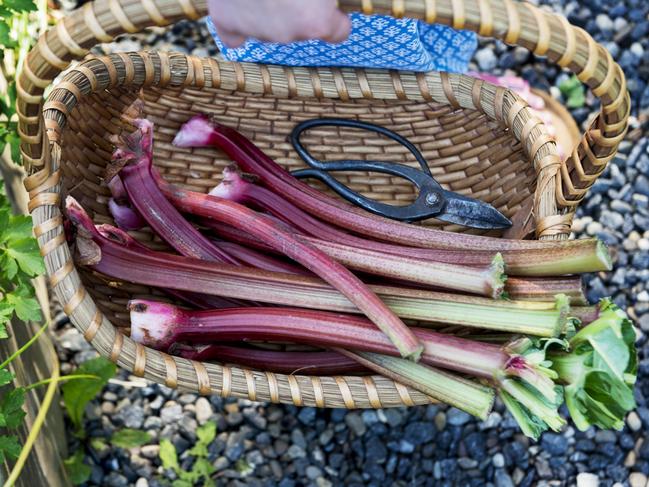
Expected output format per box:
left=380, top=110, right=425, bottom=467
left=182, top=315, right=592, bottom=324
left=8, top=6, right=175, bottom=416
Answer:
left=52, top=0, right=649, bottom=485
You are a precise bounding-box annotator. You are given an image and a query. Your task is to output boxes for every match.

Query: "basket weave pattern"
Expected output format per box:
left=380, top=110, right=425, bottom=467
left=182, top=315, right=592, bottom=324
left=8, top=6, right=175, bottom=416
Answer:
left=18, top=0, right=629, bottom=407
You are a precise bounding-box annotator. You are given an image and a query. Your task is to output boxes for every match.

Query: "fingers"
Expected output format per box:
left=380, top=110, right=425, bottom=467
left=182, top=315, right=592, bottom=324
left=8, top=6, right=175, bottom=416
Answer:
left=218, top=29, right=248, bottom=48
left=207, top=0, right=352, bottom=46
left=320, top=9, right=352, bottom=44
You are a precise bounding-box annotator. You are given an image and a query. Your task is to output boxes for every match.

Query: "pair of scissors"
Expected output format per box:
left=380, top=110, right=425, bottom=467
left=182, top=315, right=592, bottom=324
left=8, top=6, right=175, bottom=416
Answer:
left=289, top=118, right=512, bottom=230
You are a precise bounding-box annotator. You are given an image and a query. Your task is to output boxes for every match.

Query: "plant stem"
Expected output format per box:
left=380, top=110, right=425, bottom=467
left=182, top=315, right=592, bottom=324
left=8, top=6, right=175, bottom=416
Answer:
left=170, top=343, right=365, bottom=375
left=201, top=217, right=506, bottom=298
left=4, top=346, right=59, bottom=487
left=0, top=320, right=49, bottom=370
left=24, top=374, right=100, bottom=392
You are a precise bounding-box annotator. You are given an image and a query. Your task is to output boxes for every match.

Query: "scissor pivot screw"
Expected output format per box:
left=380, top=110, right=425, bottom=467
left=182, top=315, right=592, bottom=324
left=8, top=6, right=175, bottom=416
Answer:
left=426, top=193, right=440, bottom=206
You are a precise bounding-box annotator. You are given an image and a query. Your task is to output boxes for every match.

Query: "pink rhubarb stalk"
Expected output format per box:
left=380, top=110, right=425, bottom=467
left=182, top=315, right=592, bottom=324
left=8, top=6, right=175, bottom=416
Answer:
left=67, top=208, right=573, bottom=337
left=170, top=343, right=364, bottom=375
left=109, top=119, right=238, bottom=265
left=129, top=300, right=508, bottom=378
left=129, top=299, right=564, bottom=432
left=173, top=115, right=611, bottom=276
left=110, top=121, right=425, bottom=361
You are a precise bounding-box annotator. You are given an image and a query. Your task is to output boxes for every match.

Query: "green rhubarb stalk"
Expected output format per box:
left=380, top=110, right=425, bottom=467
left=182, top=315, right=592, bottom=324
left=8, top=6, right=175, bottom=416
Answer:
left=548, top=299, right=637, bottom=431
left=337, top=349, right=495, bottom=420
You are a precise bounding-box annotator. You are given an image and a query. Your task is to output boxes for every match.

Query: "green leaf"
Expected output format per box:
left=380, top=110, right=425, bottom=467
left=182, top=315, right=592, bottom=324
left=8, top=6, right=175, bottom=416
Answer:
left=0, top=387, right=25, bottom=428
left=6, top=292, right=41, bottom=322
left=549, top=300, right=638, bottom=431
left=159, top=438, right=180, bottom=473
left=111, top=429, right=151, bottom=449
left=171, top=480, right=193, bottom=487
left=0, top=369, right=14, bottom=386
left=7, top=132, right=21, bottom=166
left=3, top=0, right=37, bottom=13
left=5, top=238, right=44, bottom=277
left=64, top=450, right=92, bottom=485
left=61, top=357, right=116, bottom=430
left=0, top=435, right=21, bottom=462
left=193, top=457, right=216, bottom=479
left=0, top=323, right=7, bottom=340
left=0, top=252, right=19, bottom=280
left=2, top=215, right=34, bottom=243
left=196, top=420, right=216, bottom=445
left=0, top=22, right=16, bottom=49
left=188, top=420, right=216, bottom=457
left=559, top=75, right=585, bottom=109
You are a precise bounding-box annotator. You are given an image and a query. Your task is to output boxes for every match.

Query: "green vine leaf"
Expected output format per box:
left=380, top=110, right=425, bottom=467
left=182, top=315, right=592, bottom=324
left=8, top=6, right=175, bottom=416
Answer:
left=61, top=357, right=116, bottom=431
left=0, top=387, right=26, bottom=428
left=0, top=435, right=21, bottom=462
left=159, top=438, right=180, bottom=474
left=64, top=449, right=92, bottom=485
left=5, top=238, right=44, bottom=277
left=0, top=369, right=14, bottom=386
left=111, top=429, right=151, bottom=449
left=2, top=0, right=37, bottom=13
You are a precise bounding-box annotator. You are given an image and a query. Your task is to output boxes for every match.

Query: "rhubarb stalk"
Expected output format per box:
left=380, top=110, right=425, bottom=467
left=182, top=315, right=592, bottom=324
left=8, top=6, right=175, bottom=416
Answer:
left=170, top=343, right=365, bottom=375
left=128, top=299, right=568, bottom=437
left=172, top=115, right=611, bottom=276
left=110, top=122, right=426, bottom=360
left=108, top=119, right=239, bottom=265
left=68, top=211, right=571, bottom=337
left=338, top=349, right=495, bottom=420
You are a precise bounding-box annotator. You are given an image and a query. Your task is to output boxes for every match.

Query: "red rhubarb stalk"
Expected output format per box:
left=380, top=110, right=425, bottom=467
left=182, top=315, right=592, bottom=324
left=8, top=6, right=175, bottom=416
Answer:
left=130, top=299, right=565, bottom=435
left=129, top=300, right=509, bottom=378
left=67, top=210, right=572, bottom=337
left=109, top=119, right=238, bottom=265
left=96, top=224, right=248, bottom=309
left=170, top=343, right=365, bottom=375
left=108, top=198, right=145, bottom=231
left=173, top=116, right=611, bottom=276
left=111, top=122, right=425, bottom=361
left=210, top=240, right=308, bottom=275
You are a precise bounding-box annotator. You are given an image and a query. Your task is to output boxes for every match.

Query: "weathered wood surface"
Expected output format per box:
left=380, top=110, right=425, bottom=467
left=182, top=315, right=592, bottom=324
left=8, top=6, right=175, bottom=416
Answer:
left=0, top=152, right=69, bottom=487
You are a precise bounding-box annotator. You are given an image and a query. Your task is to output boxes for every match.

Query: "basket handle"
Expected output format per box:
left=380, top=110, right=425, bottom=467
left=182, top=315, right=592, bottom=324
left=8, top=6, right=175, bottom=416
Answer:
left=18, top=0, right=628, bottom=208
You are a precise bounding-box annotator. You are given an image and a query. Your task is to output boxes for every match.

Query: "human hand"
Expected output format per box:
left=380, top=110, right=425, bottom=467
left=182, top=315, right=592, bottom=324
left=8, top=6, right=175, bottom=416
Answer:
left=207, top=0, right=352, bottom=47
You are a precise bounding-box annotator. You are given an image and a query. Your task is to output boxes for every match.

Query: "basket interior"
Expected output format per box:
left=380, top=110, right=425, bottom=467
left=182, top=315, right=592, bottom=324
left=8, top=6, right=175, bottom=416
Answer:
left=59, top=83, right=536, bottom=329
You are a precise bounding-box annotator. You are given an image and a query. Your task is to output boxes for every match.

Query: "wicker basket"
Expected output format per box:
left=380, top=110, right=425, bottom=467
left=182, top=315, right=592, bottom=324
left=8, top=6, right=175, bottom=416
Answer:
left=18, top=0, right=629, bottom=408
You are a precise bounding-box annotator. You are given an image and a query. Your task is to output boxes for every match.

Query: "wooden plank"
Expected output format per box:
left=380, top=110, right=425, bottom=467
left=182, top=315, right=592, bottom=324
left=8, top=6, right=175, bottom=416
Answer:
left=0, top=151, right=70, bottom=486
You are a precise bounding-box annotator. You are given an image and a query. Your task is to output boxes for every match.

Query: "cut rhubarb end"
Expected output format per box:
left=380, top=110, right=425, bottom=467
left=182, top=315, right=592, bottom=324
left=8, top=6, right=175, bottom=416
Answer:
left=128, top=299, right=183, bottom=350
left=173, top=115, right=215, bottom=148
left=488, top=253, right=507, bottom=299
left=554, top=294, right=571, bottom=336
left=108, top=198, right=145, bottom=231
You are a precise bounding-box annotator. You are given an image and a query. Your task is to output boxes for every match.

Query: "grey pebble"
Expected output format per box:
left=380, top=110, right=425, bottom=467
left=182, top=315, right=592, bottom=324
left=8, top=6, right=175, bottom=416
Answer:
left=447, top=408, right=472, bottom=426
left=160, top=402, right=183, bottom=424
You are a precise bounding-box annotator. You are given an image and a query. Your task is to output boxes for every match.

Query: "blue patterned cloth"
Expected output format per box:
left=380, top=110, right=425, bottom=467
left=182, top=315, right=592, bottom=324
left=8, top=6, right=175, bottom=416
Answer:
left=207, top=13, right=477, bottom=73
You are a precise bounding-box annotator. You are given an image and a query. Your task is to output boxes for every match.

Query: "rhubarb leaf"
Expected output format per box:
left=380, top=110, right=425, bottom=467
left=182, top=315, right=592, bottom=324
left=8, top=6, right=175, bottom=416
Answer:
left=549, top=299, right=637, bottom=431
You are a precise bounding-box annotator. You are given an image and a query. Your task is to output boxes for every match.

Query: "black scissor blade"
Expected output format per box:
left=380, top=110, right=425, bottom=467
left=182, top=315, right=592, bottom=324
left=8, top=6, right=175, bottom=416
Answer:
left=436, top=192, right=512, bottom=229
